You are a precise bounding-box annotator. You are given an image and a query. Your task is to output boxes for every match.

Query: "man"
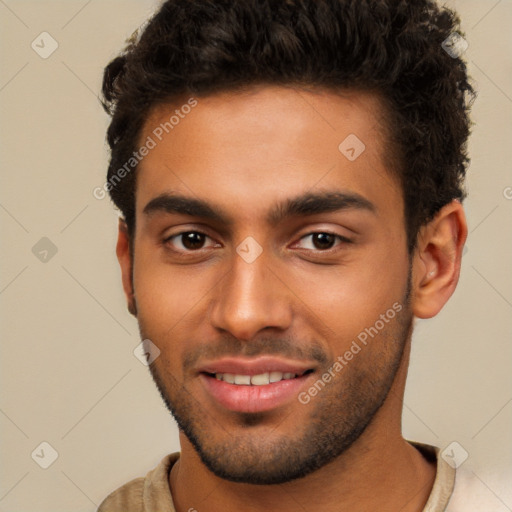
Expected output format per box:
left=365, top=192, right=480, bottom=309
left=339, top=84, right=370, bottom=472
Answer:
left=98, top=0, right=476, bottom=510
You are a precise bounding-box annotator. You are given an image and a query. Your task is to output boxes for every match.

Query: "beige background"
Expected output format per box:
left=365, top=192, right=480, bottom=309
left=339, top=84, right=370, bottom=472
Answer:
left=0, top=1, right=511, bottom=510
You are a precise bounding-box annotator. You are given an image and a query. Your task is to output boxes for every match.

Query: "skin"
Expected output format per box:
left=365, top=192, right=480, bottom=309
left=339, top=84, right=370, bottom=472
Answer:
left=116, top=85, right=467, bottom=512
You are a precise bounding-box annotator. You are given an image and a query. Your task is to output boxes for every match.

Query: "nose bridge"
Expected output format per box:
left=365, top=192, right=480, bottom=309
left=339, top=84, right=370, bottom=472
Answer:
left=210, top=250, right=292, bottom=340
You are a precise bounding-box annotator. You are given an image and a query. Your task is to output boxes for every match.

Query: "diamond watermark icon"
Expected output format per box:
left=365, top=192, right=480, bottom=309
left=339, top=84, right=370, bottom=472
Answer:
left=441, top=441, right=469, bottom=469
left=236, top=236, right=263, bottom=264
left=31, top=32, right=59, bottom=59
left=441, top=32, right=468, bottom=58
left=32, top=237, right=58, bottom=263
left=338, top=134, right=366, bottom=161
left=31, top=441, right=59, bottom=469
left=134, top=339, right=161, bottom=366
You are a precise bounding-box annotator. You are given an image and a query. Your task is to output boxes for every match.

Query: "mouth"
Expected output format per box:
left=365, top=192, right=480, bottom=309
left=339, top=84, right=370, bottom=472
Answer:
left=198, top=357, right=316, bottom=413
left=205, top=369, right=314, bottom=386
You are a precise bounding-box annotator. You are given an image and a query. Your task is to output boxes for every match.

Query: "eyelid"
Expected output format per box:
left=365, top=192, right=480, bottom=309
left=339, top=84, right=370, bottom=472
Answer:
left=161, top=226, right=353, bottom=255
left=163, top=229, right=221, bottom=251
left=162, top=223, right=218, bottom=241
left=292, top=230, right=353, bottom=251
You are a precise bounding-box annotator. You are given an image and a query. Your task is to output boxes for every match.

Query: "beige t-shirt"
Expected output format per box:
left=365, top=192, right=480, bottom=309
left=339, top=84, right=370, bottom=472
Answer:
left=97, top=442, right=456, bottom=512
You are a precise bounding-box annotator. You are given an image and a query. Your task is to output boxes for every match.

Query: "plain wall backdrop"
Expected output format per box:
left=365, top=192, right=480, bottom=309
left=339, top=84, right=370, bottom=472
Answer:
left=1, top=1, right=511, bottom=510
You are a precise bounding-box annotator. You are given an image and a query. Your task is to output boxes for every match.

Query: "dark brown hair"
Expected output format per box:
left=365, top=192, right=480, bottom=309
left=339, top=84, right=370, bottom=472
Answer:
left=102, top=0, right=474, bottom=251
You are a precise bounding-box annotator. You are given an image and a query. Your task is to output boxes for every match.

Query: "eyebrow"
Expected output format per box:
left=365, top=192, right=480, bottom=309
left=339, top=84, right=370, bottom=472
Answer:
left=267, top=191, right=376, bottom=225
left=143, top=194, right=228, bottom=224
left=142, top=190, right=376, bottom=225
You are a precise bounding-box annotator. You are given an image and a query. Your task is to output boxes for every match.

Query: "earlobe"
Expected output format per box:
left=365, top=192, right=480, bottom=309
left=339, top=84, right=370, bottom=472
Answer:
left=116, top=218, right=138, bottom=316
left=411, top=200, right=467, bottom=319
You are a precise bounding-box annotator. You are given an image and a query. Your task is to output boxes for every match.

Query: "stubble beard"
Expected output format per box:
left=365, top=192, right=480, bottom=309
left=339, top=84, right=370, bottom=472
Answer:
left=143, top=292, right=413, bottom=485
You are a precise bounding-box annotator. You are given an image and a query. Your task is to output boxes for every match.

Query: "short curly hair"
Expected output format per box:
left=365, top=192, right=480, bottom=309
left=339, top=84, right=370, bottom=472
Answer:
left=101, top=0, right=474, bottom=252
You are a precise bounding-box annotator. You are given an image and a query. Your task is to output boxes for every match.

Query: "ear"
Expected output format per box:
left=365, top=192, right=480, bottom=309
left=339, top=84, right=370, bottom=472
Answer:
left=116, top=218, right=137, bottom=316
left=411, top=200, right=467, bottom=319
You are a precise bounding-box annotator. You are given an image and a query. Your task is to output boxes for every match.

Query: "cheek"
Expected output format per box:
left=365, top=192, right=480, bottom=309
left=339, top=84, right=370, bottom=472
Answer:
left=132, top=263, right=206, bottom=380
left=288, top=252, right=408, bottom=333
left=132, top=248, right=218, bottom=334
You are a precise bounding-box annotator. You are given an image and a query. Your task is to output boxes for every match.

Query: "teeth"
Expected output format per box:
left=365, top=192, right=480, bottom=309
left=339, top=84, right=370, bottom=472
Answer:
left=214, top=371, right=299, bottom=385
left=234, top=374, right=251, bottom=385
left=269, top=371, right=284, bottom=383
left=251, top=373, right=270, bottom=385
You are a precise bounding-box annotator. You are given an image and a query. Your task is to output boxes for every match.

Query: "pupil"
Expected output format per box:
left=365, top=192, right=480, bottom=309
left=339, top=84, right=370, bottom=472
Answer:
left=313, top=233, right=335, bottom=250
left=183, top=232, right=205, bottom=250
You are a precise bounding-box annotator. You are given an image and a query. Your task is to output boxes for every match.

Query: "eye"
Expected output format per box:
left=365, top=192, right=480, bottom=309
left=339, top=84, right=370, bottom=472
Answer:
left=295, top=232, right=350, bottom=251
left=164, top=231, right=218, bottom=251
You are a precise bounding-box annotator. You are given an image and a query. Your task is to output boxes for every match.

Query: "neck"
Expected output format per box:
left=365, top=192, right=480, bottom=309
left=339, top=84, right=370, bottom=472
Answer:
left=169, top=342, right=436, bottom=512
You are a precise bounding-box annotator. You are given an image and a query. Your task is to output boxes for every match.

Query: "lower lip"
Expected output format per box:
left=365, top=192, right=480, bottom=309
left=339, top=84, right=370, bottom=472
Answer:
left=200, top=373, right=313, bottom=413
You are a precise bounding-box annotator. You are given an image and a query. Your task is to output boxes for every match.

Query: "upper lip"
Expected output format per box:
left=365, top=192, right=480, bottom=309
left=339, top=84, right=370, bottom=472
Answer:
left=198, top=356, right=316, bottom=376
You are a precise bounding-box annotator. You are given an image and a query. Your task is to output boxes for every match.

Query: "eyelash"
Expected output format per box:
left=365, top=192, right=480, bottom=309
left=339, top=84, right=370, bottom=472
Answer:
left=162, top=230, right=352, bottom=255
left=294, top=232, right=352, bottom=251
left=163, top=231, right=220, bottom=253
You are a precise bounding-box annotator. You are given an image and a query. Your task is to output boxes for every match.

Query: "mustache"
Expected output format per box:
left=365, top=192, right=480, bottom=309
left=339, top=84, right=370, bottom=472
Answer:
left=183, top=335, right=329, bottom=371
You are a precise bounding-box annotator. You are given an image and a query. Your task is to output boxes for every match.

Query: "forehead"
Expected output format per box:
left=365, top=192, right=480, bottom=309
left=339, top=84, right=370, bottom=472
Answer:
left=136, top=85, right=401, bottom=223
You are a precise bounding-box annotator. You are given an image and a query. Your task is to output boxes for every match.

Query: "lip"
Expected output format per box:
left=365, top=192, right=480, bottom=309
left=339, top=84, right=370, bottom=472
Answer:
left=198, top=356, right=316, bottom=413
left=198, top=356, right=315, bottom=376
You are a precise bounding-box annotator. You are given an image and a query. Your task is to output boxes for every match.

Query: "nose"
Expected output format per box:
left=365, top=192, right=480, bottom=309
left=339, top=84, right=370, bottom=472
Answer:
left=209, top=251, right=293, bottom=341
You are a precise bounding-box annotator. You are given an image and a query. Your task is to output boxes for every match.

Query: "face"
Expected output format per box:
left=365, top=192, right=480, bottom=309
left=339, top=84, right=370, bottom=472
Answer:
left=127, top=86, right=413, bottom=484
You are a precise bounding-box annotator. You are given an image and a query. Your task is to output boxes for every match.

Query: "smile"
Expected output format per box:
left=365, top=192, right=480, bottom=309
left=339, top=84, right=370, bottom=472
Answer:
left=210, top=370, right=312, bottom=386
left=198, top=369, right=315, bottom=413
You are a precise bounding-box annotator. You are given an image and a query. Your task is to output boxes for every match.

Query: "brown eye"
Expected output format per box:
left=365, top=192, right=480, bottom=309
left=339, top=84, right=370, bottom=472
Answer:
left=311, top=233, right=336, bottom=250
left=296, top=232, right=346, bottom=251
left=165, top=231, right=217, bottom=252
left=181, top=232, right=206, bottom=250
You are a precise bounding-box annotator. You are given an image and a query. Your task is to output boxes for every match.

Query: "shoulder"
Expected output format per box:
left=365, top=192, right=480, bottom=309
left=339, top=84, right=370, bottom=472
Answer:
left=446, top=466, right=511, bottom=512
left=409, top=441, right=511, bottom=512
left=97, top=453, right=180, bottom=512
left=97, top=476, right=145, bottom=512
